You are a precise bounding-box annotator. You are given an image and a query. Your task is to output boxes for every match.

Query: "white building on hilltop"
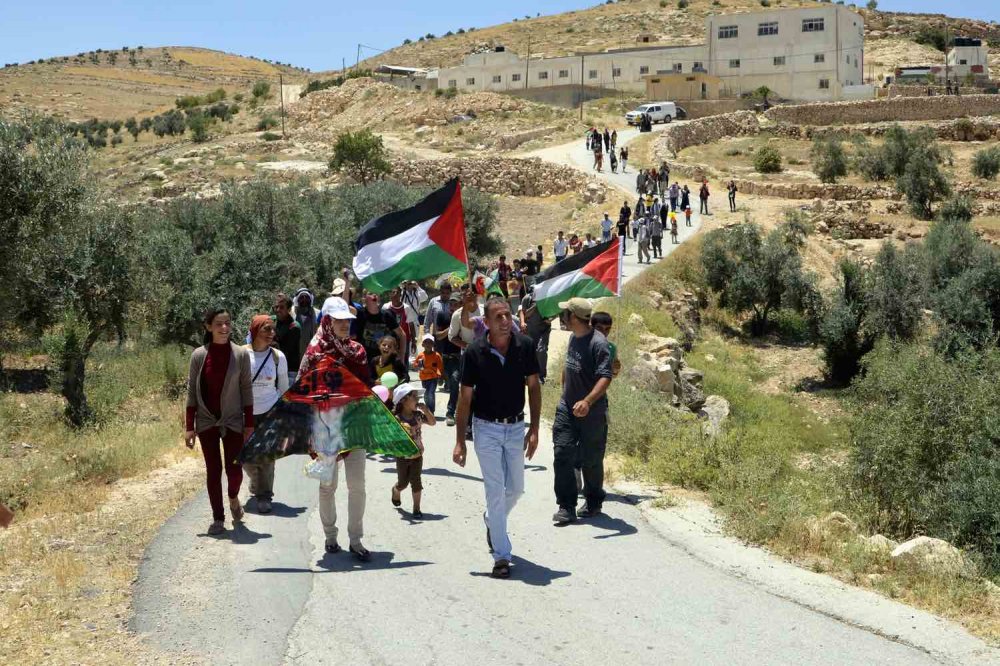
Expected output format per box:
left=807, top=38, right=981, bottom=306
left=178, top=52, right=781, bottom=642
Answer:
left=425, top=5, right=871, bottom=102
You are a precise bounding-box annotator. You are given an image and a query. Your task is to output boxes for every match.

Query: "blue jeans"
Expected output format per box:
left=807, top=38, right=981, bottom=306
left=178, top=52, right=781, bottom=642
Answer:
left=421, top=378, right=438, bottom=415
left=472, top=417, right=526, bottom=562
left=442, top=355, right=461, bottom=418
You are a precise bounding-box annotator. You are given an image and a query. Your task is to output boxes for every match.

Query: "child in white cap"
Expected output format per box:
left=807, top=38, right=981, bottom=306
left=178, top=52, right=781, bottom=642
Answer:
left=391, top=383, right=436, bottom=518
left=412, top=333, right=444, bottom=417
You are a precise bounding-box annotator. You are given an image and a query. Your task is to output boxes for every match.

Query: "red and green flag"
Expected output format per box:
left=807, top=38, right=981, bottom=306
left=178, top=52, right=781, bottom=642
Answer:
left=238, top=356, right=418, bottom=465
left=352, top=178, right=469, bottom=294
left=532, top=237, right=622, bottom=318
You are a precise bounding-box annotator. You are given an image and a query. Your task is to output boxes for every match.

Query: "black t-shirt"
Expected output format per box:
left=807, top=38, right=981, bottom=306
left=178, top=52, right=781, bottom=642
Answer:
left=354, top=308, right=399, bottom=358
left=432, top=303, right=460, bottom=356
left=460, top=332, right=540, bottom=420
left=616, top=219, right=628, bottom=236
left=274, top=317, right=302, bottom=372
left=521, top=258, right=539, bottom=276
left=561, top=329, right=613, bottom=414
left=520, top=293, right=552, bottom=340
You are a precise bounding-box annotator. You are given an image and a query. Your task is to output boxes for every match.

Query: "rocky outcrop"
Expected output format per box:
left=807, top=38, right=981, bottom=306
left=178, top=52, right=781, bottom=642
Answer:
left=765, top=95, right=1000, bottom=127
left=808, top=199, right=894, bottom=240
left=891, top=536, right=966, bottom=575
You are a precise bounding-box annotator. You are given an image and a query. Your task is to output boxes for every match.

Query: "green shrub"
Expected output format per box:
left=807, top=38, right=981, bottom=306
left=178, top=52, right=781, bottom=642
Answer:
left=853, top=142, right=891, bottom=181
left=897, top=145, right=951, bottom=219
left=676, top=0, right=688, bottom=7
left=252, top=80, right=271, bottom=99
left=187, top=113, right=209, bottom=143
left=752, top=145, right=782, bottom=173
left=329, top=129, right=391, bottom=185
left=256, top=115, right=279, bottom=131
left=849, top=343, right=1000, bottom=572
left=261, top=131, right=281, bottom=141
left=971, top=146, right=1000, bottom=180
left=866, top=0, right=877, bottom=8
left=760, top=0, right=770, bottom=6
left=660, top=0, right=668, bottom=6
left=811, top=137, right=848, bottom=183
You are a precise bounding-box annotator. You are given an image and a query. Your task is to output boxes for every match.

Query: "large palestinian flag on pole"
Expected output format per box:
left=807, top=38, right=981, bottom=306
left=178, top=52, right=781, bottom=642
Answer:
left=353, top=178, right=468, bottom=294
left=532, top=237, right=622, bottom=318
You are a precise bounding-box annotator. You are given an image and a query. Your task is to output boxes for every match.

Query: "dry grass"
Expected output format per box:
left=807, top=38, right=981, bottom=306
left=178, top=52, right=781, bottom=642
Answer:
left=165, top=48, right=279, bottom=76
left=61, top=66, right=196, bottom=88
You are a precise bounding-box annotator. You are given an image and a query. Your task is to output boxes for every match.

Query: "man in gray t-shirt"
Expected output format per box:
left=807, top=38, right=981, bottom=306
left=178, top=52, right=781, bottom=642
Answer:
left=519, top=289, right=553, bottom=384
left=551, top=298, right=612, bottom=524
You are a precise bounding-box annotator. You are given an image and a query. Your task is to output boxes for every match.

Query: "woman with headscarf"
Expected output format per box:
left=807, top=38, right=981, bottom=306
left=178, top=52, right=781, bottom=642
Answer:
left=298, top=297, right=374, bottom=562
left=241, top=315, right=290, bottom=514
left=184, top=307, right=254, bottom=535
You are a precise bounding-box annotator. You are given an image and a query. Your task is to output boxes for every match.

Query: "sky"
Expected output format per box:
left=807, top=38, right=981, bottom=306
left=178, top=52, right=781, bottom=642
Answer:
left=1, top=1, right=997, bottom=72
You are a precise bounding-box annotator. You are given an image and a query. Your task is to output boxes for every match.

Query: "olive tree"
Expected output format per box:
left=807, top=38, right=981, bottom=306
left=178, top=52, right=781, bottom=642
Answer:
left=329, top=129, right=392, bottom=185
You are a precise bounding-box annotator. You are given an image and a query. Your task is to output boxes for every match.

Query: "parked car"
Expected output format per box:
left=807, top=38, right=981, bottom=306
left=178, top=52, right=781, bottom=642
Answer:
left=625, top=102, right=677, bottom=125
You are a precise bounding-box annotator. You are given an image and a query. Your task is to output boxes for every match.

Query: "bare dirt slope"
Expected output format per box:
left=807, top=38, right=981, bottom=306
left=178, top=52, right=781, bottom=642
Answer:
left=0, top=47, right=304, bottom=120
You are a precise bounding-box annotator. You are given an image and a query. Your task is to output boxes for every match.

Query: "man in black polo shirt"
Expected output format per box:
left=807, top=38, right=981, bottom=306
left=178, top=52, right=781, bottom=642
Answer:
left=552, top=297, right=612, bottom=524
left=453, top=297, right=541, bottom=580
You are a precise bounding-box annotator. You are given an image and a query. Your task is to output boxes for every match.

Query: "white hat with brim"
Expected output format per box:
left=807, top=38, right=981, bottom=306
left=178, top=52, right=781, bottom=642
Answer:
left=320, top=296, right=355, bottom=320
left=392, top=382, right=425, bottom=405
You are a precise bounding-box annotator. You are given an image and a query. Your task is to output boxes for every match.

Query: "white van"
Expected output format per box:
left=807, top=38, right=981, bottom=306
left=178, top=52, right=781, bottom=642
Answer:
left=625, top=102, right=677, bottom=125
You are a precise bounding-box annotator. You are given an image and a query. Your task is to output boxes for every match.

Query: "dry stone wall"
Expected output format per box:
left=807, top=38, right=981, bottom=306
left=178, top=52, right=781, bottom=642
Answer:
left=769, top=116, right=1000, bottom=142
left=764, top=95, right=1000, bottom=126
left=388, top=155, right=593, bottom=197
left=657, top=110, right=759, bottom=156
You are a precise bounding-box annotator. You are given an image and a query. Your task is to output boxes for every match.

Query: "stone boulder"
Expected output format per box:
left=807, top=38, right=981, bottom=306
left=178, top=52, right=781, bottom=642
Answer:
left=858, top=534, right=898, bottom=555
left=656, top=364, right=677, bottom=395
left=891, top=536, right=965, bottom=575
left=626, top=360, right=659, bottom=392
left=679, top=376, right=706, bottom=412
left=697, top=395, right=730, bottom=437
left=627, top=313, right=647, bottom=331
left=679, top=367, right=704, bottom=386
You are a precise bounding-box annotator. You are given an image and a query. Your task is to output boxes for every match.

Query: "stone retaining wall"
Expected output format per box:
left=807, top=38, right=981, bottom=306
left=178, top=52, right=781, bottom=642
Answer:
left=767, top=116, right=1000, bottom=142
left=657, top=110, right=759, bottom=156
left=764, top=95, right=1000, bottom=126
left=496, top=125, right=560, bottom=150
left=887, top=85, right=982, bottom=98
left=389, top=156, right=590, bottom=197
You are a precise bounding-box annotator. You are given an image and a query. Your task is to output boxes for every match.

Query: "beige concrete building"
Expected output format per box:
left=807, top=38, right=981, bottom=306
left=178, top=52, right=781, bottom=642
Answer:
left=643, top=72, right=722, bottom=101
left=416, top=6, right=872, bottom=102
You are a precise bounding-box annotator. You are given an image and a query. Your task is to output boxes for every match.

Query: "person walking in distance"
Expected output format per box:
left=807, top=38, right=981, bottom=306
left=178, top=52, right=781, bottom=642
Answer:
left=619, top=146, right=628, bottom=174
left=636, top=216, right=651, bottom=264
left=600, top=212, right=614, bottom=242
left=184, top=308, right=254, bottom=536
left=685, top=205, right=693, bottom=228
left=615, top=207, right=629, bottom=255
left=412, top=334, right=443, bottom=417
left=610, top=129, right=617, bottom=152
left=699, top=180, right=710, bottom=215
left=668, top=181, right=680, bottom=213
left=658, top=162, right=670, bottom=196
left=727, top=180, right=738, bottom=212
left=649, top=210, right=664, bottom=259
left=453, top=297, right=541, bottom=579
left=553, top=231, right=569, bottom=263
left=592, top=134, right=603, bottom=172
left=299, top=297, right=373, bottom=561
left=636, top=169, right=646, bottom=195
left=429, top=285, right=461, bottom=426
left=551, top=298, right=612, bottom=524
left=243, top=315, right=289, bottom=514
left=670, top=212, right=680, bottom=244
left=680, top=184, right=691, bottom=214
left=602, top=127, right=610, bottom=153
left=273, top=293, right=301, bottom=385
left=292, top=288, right=319, bottom=362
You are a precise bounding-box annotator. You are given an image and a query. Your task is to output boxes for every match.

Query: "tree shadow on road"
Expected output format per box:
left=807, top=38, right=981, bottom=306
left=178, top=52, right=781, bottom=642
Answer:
left=469, top=556, right=571, bottom=586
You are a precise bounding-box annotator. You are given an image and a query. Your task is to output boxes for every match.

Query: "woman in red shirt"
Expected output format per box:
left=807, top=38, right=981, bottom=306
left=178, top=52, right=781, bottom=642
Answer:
left=184, top=308, right=254, bottom=535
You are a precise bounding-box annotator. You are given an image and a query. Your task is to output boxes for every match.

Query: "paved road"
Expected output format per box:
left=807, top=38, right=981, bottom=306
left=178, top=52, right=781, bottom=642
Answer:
left=132, top=129, right=985, bottom=665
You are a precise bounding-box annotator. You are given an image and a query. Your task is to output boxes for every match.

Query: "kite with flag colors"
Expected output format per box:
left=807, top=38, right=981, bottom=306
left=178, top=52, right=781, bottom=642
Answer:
left=532, top=237, right=622, bottom=318
left=237, top=355, right=419, bottom=467
left=352, top=178, right=469, bottom=294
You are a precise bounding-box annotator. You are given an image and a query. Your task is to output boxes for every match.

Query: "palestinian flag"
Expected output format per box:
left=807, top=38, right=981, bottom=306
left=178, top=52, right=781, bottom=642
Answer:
left=473, top=270, right=504, bottom=297
left=353, top=178, right=468, bottom=294
left=532, top=237, right=622, bottom=318
left=238, top=355, right=418, bottom=465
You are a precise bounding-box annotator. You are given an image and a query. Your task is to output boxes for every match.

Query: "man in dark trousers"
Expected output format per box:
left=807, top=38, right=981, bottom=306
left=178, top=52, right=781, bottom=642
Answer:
left=616, top=207, right=629, bottom=255
left=551, top=298, right=612, bottom=524
left=454, top=297, right=541, bottom=580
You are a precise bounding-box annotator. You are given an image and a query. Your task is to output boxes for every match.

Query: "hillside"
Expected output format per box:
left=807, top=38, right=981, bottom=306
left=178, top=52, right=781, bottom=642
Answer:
left=0, top=46, right=305, bottom=120
left=357, top=0, right=999, bottom=80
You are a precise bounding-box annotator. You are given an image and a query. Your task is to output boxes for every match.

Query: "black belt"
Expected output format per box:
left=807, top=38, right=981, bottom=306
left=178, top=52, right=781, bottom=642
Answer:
left=475, top=412, right=524, bottom=425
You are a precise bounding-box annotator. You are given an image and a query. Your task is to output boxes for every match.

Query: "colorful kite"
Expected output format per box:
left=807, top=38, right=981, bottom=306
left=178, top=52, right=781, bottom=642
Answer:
left=237, top=355, right=419, bottom=468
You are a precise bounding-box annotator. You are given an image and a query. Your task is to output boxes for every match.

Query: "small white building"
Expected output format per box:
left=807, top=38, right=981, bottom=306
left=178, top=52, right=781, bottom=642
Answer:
left=423, top=6, right=871, bottom=102
left=946, top=38, right=989, bottom=82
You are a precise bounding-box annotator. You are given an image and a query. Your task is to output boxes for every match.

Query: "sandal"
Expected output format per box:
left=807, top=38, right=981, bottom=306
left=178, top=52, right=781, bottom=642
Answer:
left=325, top=540, right=341, bottom=554
left=349, top=544, right=372, bottom=562
left=391, top=486, right=401, bottom=507
left=413, top=509, right=423, bottom=519
left=491, top=559, right=511, bottom=579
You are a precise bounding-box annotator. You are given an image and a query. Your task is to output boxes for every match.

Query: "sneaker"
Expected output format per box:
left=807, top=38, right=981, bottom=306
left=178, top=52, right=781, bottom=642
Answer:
left=207, top=521, right=225, bottom=535
left=350, top=543, right=372, bottom=562
left=491, top=559, right=511, bottom=579
left=577, top=504, right=603, bottom=519
left=325, top=540, right=341, bottom=554
left=575, top=468, right=584, bottom=494
left=229, top=497, right=244, bottom=522
left=553, top=507, right=577, bottom=524
left=446, top=416, right=456, bottom=427
left=257, top=500, right=272, bottom=514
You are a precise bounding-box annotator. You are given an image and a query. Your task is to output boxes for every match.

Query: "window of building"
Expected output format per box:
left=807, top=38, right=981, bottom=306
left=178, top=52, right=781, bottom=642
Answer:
left=538, top=71, right=548, bottom=80
left=588, top=69, right=598, bottom=79
left=758, top=22, right=779, bottom=36
left=802, top=18, right=825, bottom=32
left=774, top=56, right=785, bottom=66
left=718, top=25, right=738, bottom=39
left=846, top=55, right=850, bottom=64
left=672, top=63, right=682, bottom=72
left=492, top=75, right=501, bottom=83
left=558, top=69, right=569, bottom=78
left=729, top=59, right=740, bottom=69
left=612, top=67, right=621, bottom=77
left=466, top=77, right=475, bottom=85
left=819, top=78, right=830, bottom=89
left=814, top=53, right=825, bottom=64
left=960, top=59, right=968, bottom=65
left=448, top=79, right=457, bottom=88
left=511, top=73, right=521, bottom=82
left=693, top=61, right=704, bottom=70
left=639, top=65, right=649, bottom=75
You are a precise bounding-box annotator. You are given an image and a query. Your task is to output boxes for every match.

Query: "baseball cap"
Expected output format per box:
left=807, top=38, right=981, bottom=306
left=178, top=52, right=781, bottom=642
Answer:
left=557, top=297, right=593, bottom=319
left=422, top=333, right=434, bottom=344
left=392, top=382, right=425, bottom=405
left=331, top=278, right=347, bottom=296
left=320, top=297, right=355, bottom=320
left=448, top=291, right=462, bottom=302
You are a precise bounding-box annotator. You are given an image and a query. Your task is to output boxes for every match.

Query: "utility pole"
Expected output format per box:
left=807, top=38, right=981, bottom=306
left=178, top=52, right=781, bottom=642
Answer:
left=279, top=73, right=286, bottom=139
left=342, top=57, right=346, bottom=75
left=356, top=44, right=361, bottom=72
left=524, top=35, right=530, bottom=90
left=944, top=20, right=950, bottom=87
left=580, top=54, right=585, bottom=120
